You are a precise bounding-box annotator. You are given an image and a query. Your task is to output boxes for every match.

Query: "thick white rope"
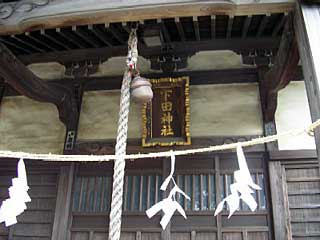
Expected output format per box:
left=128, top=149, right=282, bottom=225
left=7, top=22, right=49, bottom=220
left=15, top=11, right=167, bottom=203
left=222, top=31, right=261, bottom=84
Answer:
left=108, top=29, right=138, bottom=240
left=0, top=119, right=319, bottom=162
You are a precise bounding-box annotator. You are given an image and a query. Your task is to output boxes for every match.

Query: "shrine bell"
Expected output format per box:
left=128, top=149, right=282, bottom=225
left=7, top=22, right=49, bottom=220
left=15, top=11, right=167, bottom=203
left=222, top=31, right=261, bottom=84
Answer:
left=131, top=73, right=153, bottom=103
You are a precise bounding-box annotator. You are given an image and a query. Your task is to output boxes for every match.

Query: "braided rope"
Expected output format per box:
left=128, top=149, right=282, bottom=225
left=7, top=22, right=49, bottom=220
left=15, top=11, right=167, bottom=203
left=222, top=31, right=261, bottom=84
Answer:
left=108, top=29, right=138, bottom=240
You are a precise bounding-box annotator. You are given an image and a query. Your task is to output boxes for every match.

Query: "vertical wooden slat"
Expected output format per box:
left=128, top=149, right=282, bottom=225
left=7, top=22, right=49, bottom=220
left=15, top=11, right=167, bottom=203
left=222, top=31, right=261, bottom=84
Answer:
left=136, top=231, right=142, bottom=240
left=85, top=177, right=92, bottom=211
left=191, top=231, right=196, bottom=240
left=256, top=173, right=261, bottom=209
left=215, top=155, right=222, bottom=240
left=162, top=159, right=171, bottom=240
left=282, top=167, right=292, bottom=239
left=89, top=231, right=94, bottom=240
left=147, top=175, right=151, bottom=209
left=200, top=174, right=203, bottom=210
left=224, top=175, right=228, bottom=197
left=192, top=174, right=196, bottom=210
left=123, top=175, right=128, bottom=211
left=78, top=178, right=84, bottom=211
left=242, top=230, right=248, bottom=240
left=93, top=177, right=98, bottom=211
left=51, top=164, right=75, bottom=240
left=131, top=176, right=136, bottom=211
left=100, top=177, right=106, bottom=212
left=184, top=175, right=188, bottom=210
left=139, top=175, right=143, bottom=211
left=208, top=174, right=212, bottom=210
left=155, top=175, right=159, bottom=203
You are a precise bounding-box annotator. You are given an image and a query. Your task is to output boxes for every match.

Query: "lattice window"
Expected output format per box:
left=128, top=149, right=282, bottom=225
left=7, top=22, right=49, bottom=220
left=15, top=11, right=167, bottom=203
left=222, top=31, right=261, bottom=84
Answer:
left=123, top=175, right=163, bottom=211
left=174, top=174, right=216, bottom=211
left=220, top=173, right=267, bottom=210
left=72, top=176, right=112, bottom=212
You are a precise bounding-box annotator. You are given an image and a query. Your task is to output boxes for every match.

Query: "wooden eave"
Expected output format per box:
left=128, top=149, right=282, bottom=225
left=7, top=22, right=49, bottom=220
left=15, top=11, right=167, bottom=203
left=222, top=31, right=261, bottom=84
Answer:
left=0, top=0, right=295, bottom=35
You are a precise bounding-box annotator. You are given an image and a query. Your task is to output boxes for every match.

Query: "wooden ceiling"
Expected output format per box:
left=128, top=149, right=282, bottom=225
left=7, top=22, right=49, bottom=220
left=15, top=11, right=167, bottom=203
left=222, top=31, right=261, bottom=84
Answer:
left=0, top=12, right=288, bottom=67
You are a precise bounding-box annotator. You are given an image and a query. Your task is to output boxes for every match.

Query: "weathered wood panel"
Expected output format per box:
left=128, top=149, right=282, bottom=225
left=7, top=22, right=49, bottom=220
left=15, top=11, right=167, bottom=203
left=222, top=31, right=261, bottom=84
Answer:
left=0, top=162, right=60, bottom=240
left=285, top=162, right=320, bottom=240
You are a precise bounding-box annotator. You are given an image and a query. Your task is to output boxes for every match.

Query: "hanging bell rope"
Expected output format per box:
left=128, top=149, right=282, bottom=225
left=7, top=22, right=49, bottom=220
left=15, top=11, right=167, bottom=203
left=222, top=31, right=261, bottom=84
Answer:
left=108, top=28, right=138, bottom=240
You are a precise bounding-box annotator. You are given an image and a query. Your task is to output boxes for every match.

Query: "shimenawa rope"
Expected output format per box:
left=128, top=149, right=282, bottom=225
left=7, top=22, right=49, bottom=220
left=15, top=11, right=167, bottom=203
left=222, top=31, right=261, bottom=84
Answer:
left=0, top=119, right=319, bottom=162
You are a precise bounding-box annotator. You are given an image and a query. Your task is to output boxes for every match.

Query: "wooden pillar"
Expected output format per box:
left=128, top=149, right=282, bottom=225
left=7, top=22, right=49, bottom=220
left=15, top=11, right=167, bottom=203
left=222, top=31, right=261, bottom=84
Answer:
left=51, top=165, right=75, bottom=240
left=294, top=1, right=320, bottom=168
left=268, top=162, right=292, bottom=240
left=51, top=77, right=84, bottom=240
left=0, top=78, right=5, bottom=105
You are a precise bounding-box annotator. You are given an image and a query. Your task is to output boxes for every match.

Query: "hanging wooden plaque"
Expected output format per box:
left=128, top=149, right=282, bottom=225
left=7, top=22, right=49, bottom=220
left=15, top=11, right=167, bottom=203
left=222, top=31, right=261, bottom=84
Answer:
left=142, top=76, right=191, bottom=147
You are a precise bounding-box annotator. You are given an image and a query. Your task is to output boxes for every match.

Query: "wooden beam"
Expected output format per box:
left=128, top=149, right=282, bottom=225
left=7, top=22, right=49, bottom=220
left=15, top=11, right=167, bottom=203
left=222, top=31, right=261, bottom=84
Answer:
left=0, top=37, right=32, bottom=54
left=175, top=17, right=186, bottom=42
left=10, top=35, right=45, bottom=53
left=256, top=14, right=270, bottom=38
left=25, top=32, right=57, bottom=52
left=0, top=41, right=78, bottom=128
left=193, top=16, right=200, bottom=41
left=74, top=136, right=264, bottom=155
left=72, top=26, right=101, bottom=48
left=269, top=150, right=318, bottom=161
left=272, top=12, right=288, bottom=37
left=211, top=15, right=216, bottom=39
left=242, top=15, right=252, bottom=39
left=88, top=25, right=112, bottom=47
left=226, top=15, right=234, bottom=38
left=261, top=13, right=299, bottom=122
left=0, top=1, right=294, bottom=35
left=4, top=68, right=259, bottom=97
left=41, top=29, right=71, bottom=50
left=56, top=28, right=86, bottom=49
left=105, top=23, right=125, bottom=45
left=157, top=19, right=171, bottom=44
left=0, top=78, right=5, bottom=105
left=19, top=37, right=280, bottom=65
left=294, top=0, right=320, bottom=170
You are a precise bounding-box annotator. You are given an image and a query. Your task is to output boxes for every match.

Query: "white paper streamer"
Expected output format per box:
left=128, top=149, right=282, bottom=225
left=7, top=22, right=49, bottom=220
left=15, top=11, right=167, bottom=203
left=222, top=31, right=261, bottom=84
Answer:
left=0, top=159, right=31, bottom=226
left=146, top=152, right=190, bottom=229
left=214, top=145, right=261, bottom=218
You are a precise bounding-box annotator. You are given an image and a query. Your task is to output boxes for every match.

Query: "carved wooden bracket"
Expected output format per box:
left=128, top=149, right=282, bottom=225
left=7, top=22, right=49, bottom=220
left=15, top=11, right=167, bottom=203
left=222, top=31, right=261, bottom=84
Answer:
left=0, top=41, right=78, bottom=129
left=261, top=13, right=299, bottom=122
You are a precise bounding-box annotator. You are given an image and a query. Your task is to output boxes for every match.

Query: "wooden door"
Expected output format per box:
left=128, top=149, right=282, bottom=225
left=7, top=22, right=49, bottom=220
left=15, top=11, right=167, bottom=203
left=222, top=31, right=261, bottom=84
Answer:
left=69, top=153, right=271, bottom=240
